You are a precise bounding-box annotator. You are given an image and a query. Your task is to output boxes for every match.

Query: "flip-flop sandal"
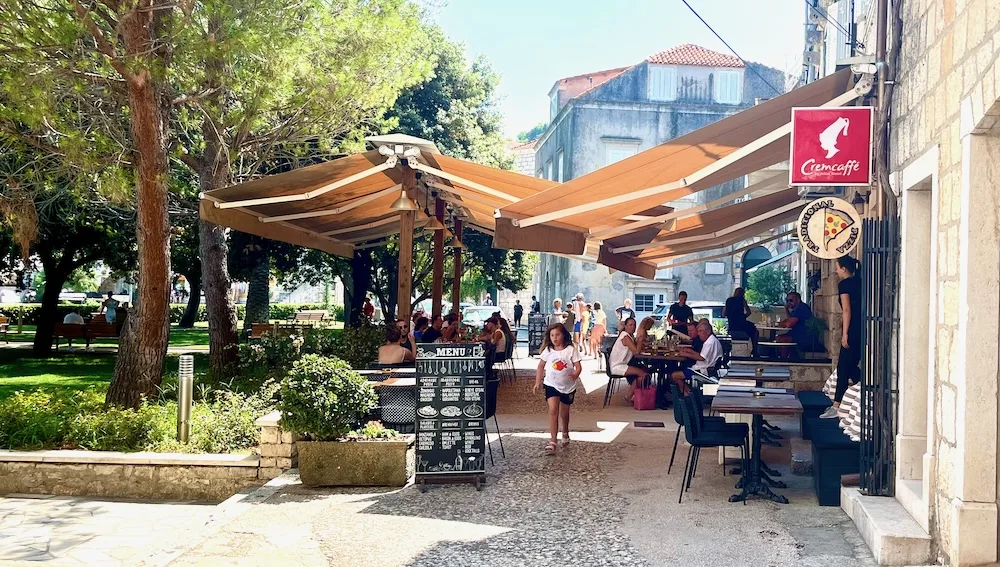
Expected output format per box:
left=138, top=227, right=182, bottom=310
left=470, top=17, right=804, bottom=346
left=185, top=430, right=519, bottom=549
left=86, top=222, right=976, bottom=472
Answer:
left=559, top=437, right=570, bottom=447
left=544, top=441, right=557, bottom=455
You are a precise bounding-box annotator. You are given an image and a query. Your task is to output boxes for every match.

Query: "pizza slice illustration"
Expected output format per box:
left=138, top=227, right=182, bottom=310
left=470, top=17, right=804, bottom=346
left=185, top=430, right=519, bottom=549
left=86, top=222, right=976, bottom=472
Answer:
left=824, top=208, right=855, bottom=249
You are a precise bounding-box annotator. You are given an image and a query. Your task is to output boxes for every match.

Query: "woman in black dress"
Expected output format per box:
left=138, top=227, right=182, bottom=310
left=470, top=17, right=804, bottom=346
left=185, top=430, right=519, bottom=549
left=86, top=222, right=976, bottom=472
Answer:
left=822, top=256, right=862, bottom=418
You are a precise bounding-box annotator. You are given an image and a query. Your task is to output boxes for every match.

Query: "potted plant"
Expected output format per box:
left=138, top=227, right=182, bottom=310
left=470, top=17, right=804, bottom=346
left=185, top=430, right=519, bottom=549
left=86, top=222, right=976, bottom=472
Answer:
left=279, top=354, right=415, bottom=487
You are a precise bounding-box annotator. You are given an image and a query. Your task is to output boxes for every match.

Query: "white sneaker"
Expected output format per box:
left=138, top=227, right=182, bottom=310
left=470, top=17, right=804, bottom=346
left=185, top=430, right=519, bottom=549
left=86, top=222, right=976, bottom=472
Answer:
left=819, top=406, right=839, bottom=419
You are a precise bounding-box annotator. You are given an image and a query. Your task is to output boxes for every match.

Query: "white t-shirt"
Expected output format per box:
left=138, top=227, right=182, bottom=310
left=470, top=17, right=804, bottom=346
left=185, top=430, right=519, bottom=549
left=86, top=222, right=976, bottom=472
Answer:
left=63, top=313, right=84, bottom=325
left=693, top=334, right=723, bottom=372
left=540, top=346, right=582, bottom=393
left=610, top=331, right=634, bottom=375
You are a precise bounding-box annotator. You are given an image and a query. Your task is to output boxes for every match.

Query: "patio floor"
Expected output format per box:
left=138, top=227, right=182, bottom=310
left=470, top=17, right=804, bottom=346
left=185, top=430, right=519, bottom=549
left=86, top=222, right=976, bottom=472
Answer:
left=0, top=409, right=876, bottom=567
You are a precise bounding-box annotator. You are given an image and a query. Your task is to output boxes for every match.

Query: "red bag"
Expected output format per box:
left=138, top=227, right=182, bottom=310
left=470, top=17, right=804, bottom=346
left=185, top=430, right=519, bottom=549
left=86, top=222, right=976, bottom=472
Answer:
left=633, top=384, right=657, bottom=411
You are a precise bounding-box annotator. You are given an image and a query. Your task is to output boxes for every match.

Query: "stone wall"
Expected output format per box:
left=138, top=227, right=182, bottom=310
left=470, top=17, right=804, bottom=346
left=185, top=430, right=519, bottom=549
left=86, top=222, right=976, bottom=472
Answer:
left=0, top=452, right=262, bottom=502
left=256, top=410, right=299, bottom=480
left=890, top=1, right=1000, bottom=564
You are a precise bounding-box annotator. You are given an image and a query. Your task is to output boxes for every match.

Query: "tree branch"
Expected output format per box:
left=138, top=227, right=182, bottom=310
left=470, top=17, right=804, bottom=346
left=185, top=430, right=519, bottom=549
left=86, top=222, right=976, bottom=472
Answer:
left=70, top=0, right=137, bottom=84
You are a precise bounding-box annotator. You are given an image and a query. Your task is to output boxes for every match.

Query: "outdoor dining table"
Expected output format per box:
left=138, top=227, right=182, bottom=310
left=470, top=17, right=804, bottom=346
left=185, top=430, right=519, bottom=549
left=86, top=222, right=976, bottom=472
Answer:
left=710, top=386, right=802, bottom=504
left=633, top=352, right=687, bottom=385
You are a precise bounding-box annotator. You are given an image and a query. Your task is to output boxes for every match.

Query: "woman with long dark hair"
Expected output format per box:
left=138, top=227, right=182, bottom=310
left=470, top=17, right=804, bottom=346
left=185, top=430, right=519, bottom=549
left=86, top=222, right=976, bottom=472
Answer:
left=822, top=256, right=862, bottom=418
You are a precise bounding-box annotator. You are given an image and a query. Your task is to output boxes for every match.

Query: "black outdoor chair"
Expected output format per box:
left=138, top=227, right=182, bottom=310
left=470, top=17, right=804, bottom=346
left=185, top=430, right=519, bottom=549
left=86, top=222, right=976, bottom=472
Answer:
left=672, top=384, right=749, bottom=503
left=377, top=386, right=416, bottom=434
left=485, top=376, right=506, bottom=465
left=603, top=350, right=628, bottom=407
left=667, top=389, right=729, bottom=474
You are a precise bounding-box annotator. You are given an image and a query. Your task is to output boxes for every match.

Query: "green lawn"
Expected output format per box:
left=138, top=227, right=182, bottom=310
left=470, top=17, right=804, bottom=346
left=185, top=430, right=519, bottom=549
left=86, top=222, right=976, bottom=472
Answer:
left=6, top=324, right=210, bottom=348
left=0, top=350, right=211, bottom=400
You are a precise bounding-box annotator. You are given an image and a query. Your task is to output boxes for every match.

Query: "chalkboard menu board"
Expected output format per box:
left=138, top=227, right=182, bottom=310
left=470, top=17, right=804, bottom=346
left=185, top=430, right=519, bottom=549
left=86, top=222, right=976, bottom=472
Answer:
left=528, top=314, right=547, bottom=356
left=415, top=343, right=487, bottom=486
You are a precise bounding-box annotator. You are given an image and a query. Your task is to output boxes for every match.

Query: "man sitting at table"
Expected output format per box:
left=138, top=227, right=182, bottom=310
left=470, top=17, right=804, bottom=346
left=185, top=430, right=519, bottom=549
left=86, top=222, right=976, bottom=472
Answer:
left=775, top=291, right=812, bottom=358
left=420, top=314, right=444, bottom=343
left=379, top=324, right=415, bottom=364
left=670, top=321, right=723, bottom=395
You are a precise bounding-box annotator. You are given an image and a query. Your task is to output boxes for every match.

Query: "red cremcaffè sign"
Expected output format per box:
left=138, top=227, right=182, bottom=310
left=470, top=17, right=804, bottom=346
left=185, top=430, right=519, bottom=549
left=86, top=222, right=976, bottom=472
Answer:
left=789, top=107, right=874, bottom=186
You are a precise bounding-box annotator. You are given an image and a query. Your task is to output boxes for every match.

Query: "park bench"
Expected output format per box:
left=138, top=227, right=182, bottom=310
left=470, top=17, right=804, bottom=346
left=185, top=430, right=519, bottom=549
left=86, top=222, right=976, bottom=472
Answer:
left=53, top=315, right=126, bottom=349
left=0, top=315, right=7, bottom=343
left=289, top=310, right=329, bottom=325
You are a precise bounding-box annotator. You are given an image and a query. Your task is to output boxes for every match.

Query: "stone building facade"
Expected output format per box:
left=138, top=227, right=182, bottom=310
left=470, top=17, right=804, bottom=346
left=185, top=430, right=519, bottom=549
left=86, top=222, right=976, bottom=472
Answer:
left=879, top=1, right=1000, bottom=564
left=530, top=45, right=786, bottom=318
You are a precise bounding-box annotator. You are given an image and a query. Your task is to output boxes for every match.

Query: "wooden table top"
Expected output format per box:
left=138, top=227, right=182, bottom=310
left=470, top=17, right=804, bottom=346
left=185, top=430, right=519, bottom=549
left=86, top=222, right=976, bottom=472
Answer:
left=711, top=390, right=803, bottom=415
left=635, top=352, right=687, bottom=361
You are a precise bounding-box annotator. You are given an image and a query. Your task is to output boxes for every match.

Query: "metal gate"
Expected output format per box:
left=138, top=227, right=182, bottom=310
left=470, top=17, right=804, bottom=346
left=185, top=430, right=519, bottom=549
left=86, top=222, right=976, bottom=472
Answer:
left=860, top=216, right=901, bottom=496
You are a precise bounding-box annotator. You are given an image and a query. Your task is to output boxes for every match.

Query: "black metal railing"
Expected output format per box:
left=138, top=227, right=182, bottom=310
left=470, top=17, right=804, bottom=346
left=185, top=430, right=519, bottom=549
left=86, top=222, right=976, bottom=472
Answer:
left=860, top=216, right=901, bottom=496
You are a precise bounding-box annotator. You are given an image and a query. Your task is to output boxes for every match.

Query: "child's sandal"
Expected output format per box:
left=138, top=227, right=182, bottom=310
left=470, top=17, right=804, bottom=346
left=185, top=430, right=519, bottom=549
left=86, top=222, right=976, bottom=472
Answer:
left=559, top=437, right=570, bottom=447
left=544, top=441, right=557, bottom=455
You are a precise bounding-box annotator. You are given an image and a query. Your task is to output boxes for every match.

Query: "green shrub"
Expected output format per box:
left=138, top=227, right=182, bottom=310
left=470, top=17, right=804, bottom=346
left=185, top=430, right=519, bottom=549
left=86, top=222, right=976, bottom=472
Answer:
left=67, top=405, right=158, bottom=451
left=279, top=354, right=377, bottom=441
left=344, top=420, right=399, bottom=441
left=0, top=389, right=105, bottom=450
left=237, top=334, right=302, bottom=381
left=327, top=323, right=384, bottom=369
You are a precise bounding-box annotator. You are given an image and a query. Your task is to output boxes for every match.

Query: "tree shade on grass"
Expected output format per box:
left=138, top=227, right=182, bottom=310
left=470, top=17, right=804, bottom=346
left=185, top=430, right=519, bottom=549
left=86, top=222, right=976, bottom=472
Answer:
left=0, top=351, right=210, bottom=400
left=4, top=326, right=212, bottom=349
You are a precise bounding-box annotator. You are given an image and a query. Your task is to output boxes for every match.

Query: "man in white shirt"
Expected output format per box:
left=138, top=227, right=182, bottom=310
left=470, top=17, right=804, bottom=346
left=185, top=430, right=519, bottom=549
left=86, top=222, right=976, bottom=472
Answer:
left=670, top=321, right=722, bottom=395
left=63, top=311, right=85, bottom=325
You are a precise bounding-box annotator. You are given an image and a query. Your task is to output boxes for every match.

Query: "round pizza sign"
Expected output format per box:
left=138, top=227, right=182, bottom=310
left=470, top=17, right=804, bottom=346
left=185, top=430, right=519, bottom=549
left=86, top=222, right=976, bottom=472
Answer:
left=796, top=197, right=862, bottom=259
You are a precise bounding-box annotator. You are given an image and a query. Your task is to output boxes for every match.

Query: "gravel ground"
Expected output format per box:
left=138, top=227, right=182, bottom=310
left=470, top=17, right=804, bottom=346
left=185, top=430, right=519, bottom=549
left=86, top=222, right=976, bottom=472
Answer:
left=166, top=418, right=877, bottom=567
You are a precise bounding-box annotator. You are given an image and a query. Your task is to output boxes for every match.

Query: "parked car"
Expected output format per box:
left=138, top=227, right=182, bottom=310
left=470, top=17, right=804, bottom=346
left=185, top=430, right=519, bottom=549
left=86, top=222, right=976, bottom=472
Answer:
left=651, top=301, right=725, bottom=325
left=461, top=306, right=507, bottom=327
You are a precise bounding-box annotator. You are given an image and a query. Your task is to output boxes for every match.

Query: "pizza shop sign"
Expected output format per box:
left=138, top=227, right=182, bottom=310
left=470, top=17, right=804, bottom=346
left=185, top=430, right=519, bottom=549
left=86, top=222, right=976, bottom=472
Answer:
left=797, top=197, right=863, bottom=259
left=789, top=107, right=874, bottom=186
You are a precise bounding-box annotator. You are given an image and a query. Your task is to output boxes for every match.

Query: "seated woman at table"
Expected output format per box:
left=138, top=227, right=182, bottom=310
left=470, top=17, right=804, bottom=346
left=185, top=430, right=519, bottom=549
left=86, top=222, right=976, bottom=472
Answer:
left=610, top=317, right=650, bottom=403
left=635, top=316, right=655, bottom=351
left=378, top=324, right=415, bottom=364
left=670, top=321, right=722, bottom=396
left=477, top=317, right=507, bottom=355
left=498, top=317, right=515, bottom=351
left=439, top=322, right=462, bottom=343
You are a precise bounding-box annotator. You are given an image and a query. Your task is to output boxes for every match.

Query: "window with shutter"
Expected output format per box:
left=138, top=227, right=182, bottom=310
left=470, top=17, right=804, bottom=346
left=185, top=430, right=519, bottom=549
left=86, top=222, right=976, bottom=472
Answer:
left=556, top=151, right=564, bottom=182
left=550, top=92, right=559, bottom=120
left=604, top=141, right=639, bottom=165
left=546, top=159, right=553, bottom=180
left=716, top=70, right=742, bottom=104
left=648, top=65, right=677, bottom=101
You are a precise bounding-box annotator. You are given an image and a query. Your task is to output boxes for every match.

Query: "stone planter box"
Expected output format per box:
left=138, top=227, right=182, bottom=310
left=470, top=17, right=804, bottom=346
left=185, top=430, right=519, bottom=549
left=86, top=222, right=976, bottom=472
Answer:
left=297, top=436, right=415, bottom=487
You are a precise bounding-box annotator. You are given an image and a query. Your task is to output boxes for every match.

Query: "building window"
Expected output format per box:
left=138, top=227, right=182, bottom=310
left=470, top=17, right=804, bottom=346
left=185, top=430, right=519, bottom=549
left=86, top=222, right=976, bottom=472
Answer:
left=546, top=159, right=553, bottom=180
left=550, top=91, right=559, bottom=120
left=716, top=70, right=742, bottom=104
left=604, top=140, right=639, bottom=165
left=648, top=65, right=677, bottom=101
left=655, top=268, right=673, bottom=280
left=634, top=294, right=655, bottom=312
left=556, top=150, right=564, bottom=182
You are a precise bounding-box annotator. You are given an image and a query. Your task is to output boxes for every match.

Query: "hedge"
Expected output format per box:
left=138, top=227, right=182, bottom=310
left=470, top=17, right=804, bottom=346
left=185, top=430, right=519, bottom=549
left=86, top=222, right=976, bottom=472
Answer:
left=0, top=302, right=345, bottom=326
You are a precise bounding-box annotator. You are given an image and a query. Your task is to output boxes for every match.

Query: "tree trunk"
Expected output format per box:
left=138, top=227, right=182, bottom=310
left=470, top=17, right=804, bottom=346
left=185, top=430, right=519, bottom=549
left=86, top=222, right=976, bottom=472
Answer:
left=200, top=220, right=239, bottom=372
left=244, top=252, right=270, bottom=330
left=348, top=248, right=372, bottom=326
left=178, top=273, right=201, bottom=328
left=32, top=266, right=68, bottom=356
left=106, top=7, right=172, bottom=409
left=197, top=12, right=239, bottom=375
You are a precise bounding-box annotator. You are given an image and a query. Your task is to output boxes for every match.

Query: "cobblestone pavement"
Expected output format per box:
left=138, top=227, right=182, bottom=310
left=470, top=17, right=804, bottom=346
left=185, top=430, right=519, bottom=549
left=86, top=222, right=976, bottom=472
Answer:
left=0, top=413, right=877, bottom=567
left=0, top=494, right=215, bottom=566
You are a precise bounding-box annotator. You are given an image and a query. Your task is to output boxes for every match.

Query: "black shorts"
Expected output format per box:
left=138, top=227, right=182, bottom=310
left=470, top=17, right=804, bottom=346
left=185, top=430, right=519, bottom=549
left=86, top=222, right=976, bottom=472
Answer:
left=544, top=385, right=576, bottom=405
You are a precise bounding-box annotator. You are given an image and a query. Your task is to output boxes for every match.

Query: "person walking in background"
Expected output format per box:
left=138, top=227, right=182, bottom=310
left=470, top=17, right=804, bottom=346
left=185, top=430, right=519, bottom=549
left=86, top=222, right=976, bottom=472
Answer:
left=483, top=295, right=493, bottom=306
left=571, top=293, right=586, bottom=351
left=363, top=297, right=375, bottom=321
left=822, top=257, right=862, bottom=418
left=530, top=295, right=540, bottom=314
left=589, top=301, right=608, bottom=359
left=549, top=298, right=565, bottom=327
left=534, top=323, right=582, bottom=455
left=562, top=305, right=576, bottom=340
left=615, top=298, right=635, bottom=331
left=513, top=300, right=524, bottom=327
left=580, top=303, right=593, bottom=356
left=100, top=291, right=119, bottom=324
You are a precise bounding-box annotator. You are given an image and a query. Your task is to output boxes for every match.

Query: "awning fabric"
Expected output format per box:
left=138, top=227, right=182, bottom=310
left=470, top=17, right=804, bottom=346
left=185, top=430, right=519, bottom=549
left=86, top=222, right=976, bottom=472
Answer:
left=200, top=142, right=555, bottom=258
left=745, top=246, right=798, bottom=273
left=494, top=69, right=855, bottom=262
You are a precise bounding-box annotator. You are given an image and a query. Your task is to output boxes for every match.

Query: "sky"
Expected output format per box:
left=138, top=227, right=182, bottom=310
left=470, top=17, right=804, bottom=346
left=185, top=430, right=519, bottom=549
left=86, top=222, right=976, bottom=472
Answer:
left=430, top=0, right=808, bottom=138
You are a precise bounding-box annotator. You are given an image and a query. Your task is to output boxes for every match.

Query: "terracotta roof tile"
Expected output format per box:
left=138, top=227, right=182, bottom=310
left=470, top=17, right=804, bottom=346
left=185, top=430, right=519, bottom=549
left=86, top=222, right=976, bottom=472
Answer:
left=646, top=44, right=743, bottom=68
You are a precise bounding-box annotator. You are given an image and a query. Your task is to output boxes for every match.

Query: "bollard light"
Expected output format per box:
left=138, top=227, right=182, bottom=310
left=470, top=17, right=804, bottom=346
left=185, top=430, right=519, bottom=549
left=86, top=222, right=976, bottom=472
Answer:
left=177, top=355, right=194, bottom=443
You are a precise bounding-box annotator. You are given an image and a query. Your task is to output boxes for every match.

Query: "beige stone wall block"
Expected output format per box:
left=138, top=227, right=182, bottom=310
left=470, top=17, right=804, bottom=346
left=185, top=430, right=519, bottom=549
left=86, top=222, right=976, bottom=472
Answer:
left=942, top=281, right=960, bottom=324
left=260, top=457, right=277, bottom=468
left=943, top=30, right=955, bottom=76
left=945, top=0, right=956, bottom=25
left=955, top=9, right=969, bottom=55
left=279, top=430, right=297, bottom=444
left=937, top=326, right=952, bottom=383
left=275, top=457, right=293, bottom=469
left=260, top=443, right=294, bottom=458
left=968, top=3, right=987, bottom=50
left=949, top=498, right=999, bottom=564
left=989, top=0, right=1000, bottom=32
left=260, top=427, right=279, bottom=445
left=258, top=467, right=282, bottom=480
left=937, top=440, right=957, bottom=495
left=963, top=58, right=979, bottom=97
left=939, top=384, right=957, bottom=443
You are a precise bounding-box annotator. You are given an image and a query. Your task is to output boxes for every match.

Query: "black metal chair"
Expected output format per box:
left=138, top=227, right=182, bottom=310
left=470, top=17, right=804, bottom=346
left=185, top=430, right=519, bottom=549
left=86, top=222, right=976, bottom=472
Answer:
left=485, top=376, right=506, bottom=465
left=672, top=384, right=749, bottom=503
left=377, top=386, right=416, bottom=434
left=667, top=386, right=730, bottom=474
left=603, top=350, right=628, bottom=407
